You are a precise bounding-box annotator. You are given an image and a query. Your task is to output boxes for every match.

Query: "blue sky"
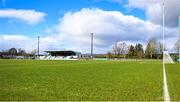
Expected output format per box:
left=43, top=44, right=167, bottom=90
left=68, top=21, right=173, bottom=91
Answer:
left=0, top=0, right=145, bottom=36
left=0, top=0, right=145, bottom=18
left=0, top=0, right=179, bottom=53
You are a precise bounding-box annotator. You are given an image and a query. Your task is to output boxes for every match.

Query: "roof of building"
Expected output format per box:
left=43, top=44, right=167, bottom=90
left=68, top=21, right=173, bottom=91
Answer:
left=44, top=50, right=81, bottom=55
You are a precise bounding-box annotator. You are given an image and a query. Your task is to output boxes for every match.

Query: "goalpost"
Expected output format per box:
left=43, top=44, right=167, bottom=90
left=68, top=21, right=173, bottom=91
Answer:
left=178, top=16, right=180, bottom=62
left=162, top=0, right=174, bottom=64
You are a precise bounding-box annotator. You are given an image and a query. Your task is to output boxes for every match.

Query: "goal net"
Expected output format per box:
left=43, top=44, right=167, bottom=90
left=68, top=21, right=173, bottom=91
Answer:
left=163, top=51, right=174, bottom=64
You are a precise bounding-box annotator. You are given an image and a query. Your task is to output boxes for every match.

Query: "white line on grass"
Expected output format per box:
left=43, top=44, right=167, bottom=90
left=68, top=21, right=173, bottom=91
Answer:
left=163, top=64, right=170, bottom=102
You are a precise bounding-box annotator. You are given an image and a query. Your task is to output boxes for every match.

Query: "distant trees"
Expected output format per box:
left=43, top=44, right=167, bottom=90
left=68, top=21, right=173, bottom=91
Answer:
left=31, top=49, right=37, bottom=57
left=145, top=38, right=157, bottom=59
left=110, top=42, right=144, bottom=59
left=173, top=40, right=179, bottom=61
left=156, top=42, right=163, bottom=54
left=135, top=43, right=144, bottom=58
left=127, top=43, right=144, bottom=58
left=18, top=48, right=26, bottom=56
left=0, top=48, right=32, bottom=59
left=144, top=38, right=163, bottom=59
left=112, top=42, right=128, bottom=58
left=108, top=38, right=163, bottom=59
left=8, top=48, right=17, bottom=57
left=127, top=45, right=135, bottom=58
left=107, top=51, right=113, bottom=58
left=174, top=40, right=179, bottom=52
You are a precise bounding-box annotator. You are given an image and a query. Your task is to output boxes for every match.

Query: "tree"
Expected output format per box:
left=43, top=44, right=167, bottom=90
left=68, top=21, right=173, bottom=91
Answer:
left=157, top=42, right=163, bottom=54
left=155, top=42, right=163, bottom=59
left=127, top=45, right=135, bottom=58
left=145, top=38, right=157, bottom=59
left=31, top=49, right=37, bottom=56
left=112, top=42, right=118, bottom=55
left=8, top=48, right=17, bottom=57
left=112, top=42, right=128, bottom=58
left=18, top=48, right=26, bottom=56
left=107, top=51, right=113, bottom=58
left=174, top=40, right=179, bottom=53
left=135, top=43, right=144, bottom=58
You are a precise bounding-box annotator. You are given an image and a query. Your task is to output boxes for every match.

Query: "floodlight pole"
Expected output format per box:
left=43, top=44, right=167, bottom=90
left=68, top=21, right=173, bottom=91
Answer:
left=91, top=33, right=94, bottom=59
left=38, top=36, right=40, bottom=57
left=116, top=41, right=118, bottom=55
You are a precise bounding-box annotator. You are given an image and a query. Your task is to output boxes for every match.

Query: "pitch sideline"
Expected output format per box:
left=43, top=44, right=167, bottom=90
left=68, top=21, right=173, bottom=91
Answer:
left=163, top=64, right=170, bottom=102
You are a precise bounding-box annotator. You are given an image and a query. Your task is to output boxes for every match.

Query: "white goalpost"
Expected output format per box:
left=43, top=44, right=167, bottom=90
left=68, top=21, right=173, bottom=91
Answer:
left=178, top=16, right=180, bottom=62
left=162, top=1, right=171, bottom=101
left=162, top=0, right=174, bottom=64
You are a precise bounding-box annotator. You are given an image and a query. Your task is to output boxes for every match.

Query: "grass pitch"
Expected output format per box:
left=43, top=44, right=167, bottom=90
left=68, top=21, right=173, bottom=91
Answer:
left=166, top=63, right=180, bottom=101
left=0, top=60, right=163, bottom=101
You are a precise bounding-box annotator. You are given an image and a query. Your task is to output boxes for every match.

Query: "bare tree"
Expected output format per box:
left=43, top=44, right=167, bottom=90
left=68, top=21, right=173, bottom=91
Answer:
left=31, top=49, right=37, bottom=56
left=156, top=42, right=163, bottom=54
left=145, top=38, right=157, bottom=59
left=18, top=48, right=26, bottom=56
left=112, top=42, right=128, bottom=57
left=107, top=51, right=113, bottom=58
left=174, top=40, right=179, bottom=52
left=112, top=42, right=118, bottom=55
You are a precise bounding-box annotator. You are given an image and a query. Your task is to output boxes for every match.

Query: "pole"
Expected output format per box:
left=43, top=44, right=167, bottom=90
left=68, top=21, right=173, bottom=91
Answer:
left=163, top=0, right=165, bottom=63
left=38, top=36, right=40, bottom=57
left=179, top=17, right=180, bottom=62
left=162, top=0, right=171, bottom=101
left=91, top=33, right=93, bottom=59
left=116, top=41, right=118, bottom=55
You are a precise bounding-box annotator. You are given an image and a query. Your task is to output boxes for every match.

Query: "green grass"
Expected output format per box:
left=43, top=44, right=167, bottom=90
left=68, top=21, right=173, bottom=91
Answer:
left=166, top=63, right=180, bottom=101
left=0, top=59, right=163, bottom=101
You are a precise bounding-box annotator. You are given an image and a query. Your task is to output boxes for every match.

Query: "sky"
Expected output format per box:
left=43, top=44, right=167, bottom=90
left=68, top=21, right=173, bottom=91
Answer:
left=0, top=0, right=179, bottom=54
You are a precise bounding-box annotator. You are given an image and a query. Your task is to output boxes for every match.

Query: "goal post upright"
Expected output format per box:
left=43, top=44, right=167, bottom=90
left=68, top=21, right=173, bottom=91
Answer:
left=163, top=0, right=165, bottom=64
left=179, top=16, right=180, bottom=62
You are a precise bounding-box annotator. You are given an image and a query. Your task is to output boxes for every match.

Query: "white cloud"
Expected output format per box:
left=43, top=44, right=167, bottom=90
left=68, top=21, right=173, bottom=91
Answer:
left=55, top=8, right=177, bottom=53
left=0, top=9, right=46, bottom=24
left=0, top=35, right=33, bottom=51
left=0, top=35, right=29, bottom=41
left=0, top=34, right=64, bottom=53
left=0, top=8, right=178, bottom=53
left=127, top=0, right=180, bottom=28
left=127, top=0, right=160, bottom=9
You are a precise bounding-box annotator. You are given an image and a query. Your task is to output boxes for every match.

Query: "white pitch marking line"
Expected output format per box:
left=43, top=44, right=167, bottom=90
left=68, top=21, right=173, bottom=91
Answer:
left=163, top=64, right=170, bottom=102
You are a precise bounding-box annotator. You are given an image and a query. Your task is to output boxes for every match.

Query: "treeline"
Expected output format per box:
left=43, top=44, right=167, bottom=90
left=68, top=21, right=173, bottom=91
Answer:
left=0, top=48, right=37, bottom=59
left=106, top=38, right=163, bottom=59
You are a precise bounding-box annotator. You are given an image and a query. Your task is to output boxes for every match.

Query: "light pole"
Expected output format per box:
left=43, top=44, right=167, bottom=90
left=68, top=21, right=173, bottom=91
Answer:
left=91, top=33, right=93, bottom=59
